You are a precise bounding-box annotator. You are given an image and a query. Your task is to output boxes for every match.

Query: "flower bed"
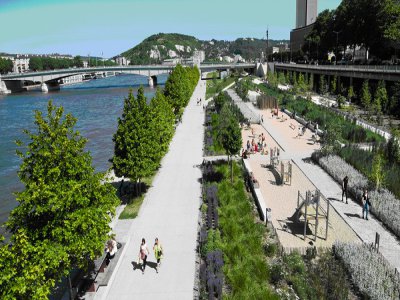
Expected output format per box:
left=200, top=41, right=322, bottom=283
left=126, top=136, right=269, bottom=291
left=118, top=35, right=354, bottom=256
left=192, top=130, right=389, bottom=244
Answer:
left=199, top=162, right=277, bottom=299
left=313, top=153, right=400, bottom=238
left=334, top=242, right=400, bottom=300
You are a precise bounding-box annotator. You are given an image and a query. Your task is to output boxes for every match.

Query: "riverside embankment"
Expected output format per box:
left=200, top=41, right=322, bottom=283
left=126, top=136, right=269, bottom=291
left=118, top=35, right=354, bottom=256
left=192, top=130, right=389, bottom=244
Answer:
left=0, top=74, right=166, bottom=229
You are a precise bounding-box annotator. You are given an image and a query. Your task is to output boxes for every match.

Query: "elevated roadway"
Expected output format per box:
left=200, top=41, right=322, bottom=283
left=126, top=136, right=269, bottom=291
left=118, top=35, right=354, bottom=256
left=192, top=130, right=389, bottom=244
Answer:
left=275, top=63, right=400, bottom=82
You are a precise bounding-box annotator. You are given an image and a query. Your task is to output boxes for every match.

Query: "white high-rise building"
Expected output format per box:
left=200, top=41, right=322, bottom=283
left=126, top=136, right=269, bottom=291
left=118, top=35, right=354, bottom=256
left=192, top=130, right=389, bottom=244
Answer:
left=296, top=0, right=318, bottom=29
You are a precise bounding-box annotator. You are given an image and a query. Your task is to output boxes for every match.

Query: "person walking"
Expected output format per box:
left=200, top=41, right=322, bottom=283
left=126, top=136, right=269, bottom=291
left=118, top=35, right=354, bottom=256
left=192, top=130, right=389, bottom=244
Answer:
left=153, top=238, right=163, bottom=273
left=342, top=175, right=349, bottom=204
left=138, top=238, right=149, bottom=274
left=362, top=189, right=371, bottom=220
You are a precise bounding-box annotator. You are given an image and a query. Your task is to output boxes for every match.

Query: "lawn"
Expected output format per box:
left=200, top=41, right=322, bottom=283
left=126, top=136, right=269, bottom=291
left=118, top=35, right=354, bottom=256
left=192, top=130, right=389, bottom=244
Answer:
left=118, top=176, right=154, bottom=219
left=206, top=73, right=236, bottom=99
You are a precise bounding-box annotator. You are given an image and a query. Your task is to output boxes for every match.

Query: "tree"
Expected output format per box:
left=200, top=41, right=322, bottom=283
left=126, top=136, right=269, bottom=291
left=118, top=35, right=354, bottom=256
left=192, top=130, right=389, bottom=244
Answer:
left=309, top=74, right=314, bottom=91
left=337, top=94, right=346, bottom=109
left=370, top=152, right=385, bottom=189
left=330, top=76, right=337, bottom=95
left=219, top=105, right=242, bottom=182
left=2, top=101, right=118, bottom=298
left=278, top=72, right=286, bottom=85
left=29, top=57, right=43, bottom=71
left=321, top=121, right=342, bottom=155
left=347, top=86, right=355, bottom=103
left=386, top=129, right=400, bottom=164
left=361, top=80, right=371, bottom=115
left=73, top=55, right=84, bottom=68
left=375, top=80, right=388, bottom=114
left=319, top=75, right=327, bottom=95
left=149, top=89, right=175, bottom=161
left=0, top=57, right=13, bottom=74
left=164, top=64, right=198, bottom=117
left=389, top=82, right=400, bottom=117
left=113, top=87, right=155, bottom=194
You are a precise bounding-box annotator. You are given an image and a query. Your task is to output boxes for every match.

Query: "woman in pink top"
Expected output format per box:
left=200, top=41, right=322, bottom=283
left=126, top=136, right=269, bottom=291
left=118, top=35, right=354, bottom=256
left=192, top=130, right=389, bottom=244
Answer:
left=138, top=238, right=149, bottom=274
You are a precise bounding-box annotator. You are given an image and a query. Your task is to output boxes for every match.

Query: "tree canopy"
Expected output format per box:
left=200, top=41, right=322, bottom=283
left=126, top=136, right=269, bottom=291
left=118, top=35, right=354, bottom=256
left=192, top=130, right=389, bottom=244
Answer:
left=304, top=0, right=400, bottom=61
left=113, top=64, right=199, bottom=192
left=0, top=57, right=13, bottom=74
left=0, top=101, right=119, bottom=299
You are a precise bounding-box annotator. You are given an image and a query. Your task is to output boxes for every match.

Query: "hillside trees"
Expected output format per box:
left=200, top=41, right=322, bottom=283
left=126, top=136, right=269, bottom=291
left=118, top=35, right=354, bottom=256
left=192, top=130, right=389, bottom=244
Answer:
left=0, top=101, right=119, bottom=298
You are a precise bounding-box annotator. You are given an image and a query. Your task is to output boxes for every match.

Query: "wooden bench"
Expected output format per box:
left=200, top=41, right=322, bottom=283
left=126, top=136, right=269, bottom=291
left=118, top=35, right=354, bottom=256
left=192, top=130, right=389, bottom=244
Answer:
left=289, top=123, right=296, bottom=130
left=87, top=243, right=124, bottom=292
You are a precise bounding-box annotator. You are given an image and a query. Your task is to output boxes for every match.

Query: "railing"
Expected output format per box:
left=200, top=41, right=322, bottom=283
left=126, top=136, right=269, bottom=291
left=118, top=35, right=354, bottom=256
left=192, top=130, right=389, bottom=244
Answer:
left=2, top=63, right=256, bottom=80
left=275, top=63, right=400, bottom=73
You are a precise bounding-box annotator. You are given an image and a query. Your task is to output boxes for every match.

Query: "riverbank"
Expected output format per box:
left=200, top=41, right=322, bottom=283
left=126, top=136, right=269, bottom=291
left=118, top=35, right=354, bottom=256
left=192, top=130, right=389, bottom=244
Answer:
left=0, top=74, right=162, bottom=230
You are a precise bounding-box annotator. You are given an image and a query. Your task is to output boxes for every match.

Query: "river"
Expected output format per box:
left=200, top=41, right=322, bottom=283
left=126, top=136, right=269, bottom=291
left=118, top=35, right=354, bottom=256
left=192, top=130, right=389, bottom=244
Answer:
left=0, top=74, right=166, bottom=229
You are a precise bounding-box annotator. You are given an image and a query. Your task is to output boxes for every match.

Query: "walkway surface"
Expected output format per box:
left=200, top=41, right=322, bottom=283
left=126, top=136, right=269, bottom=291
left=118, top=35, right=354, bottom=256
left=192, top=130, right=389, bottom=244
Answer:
left=236, top=93, right=400, bottom=272
left=96, top=80, right=206, bottom=299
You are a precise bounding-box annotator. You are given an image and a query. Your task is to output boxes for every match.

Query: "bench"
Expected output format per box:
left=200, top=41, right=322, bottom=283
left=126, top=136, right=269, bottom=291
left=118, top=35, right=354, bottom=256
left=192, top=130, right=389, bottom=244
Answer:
left=311, top=134, right=319, bottom=144
left=289, top=123, right=296, bottom=130
left=87, top=243, right=124, bottom=292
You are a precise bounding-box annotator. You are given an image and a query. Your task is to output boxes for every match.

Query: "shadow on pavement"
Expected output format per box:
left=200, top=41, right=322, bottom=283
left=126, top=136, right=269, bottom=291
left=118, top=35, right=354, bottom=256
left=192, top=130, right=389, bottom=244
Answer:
left=345, top=213, right=361, bottom=219
left=131, top=261, right=158, bottom=272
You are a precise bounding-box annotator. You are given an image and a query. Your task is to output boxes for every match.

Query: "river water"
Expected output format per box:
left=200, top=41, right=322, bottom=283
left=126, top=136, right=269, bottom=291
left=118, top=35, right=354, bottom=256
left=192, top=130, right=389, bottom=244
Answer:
left=0, top=74, right=166, bottom=228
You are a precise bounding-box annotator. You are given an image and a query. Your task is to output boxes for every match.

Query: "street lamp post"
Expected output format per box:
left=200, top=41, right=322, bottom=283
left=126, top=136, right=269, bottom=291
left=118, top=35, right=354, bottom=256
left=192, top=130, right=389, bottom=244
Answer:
left=333, top=30, right=342, bottom=64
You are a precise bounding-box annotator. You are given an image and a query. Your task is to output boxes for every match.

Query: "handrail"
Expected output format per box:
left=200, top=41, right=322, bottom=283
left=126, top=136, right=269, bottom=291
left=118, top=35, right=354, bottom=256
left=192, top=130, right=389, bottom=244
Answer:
left=275, top=63, right=400, bottom=73
left=1, top=63, right=256, bottom=79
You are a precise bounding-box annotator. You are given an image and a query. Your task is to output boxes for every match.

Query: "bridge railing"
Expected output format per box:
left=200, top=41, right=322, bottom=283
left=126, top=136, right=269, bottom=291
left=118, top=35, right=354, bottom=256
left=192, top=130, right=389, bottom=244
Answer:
left=2, top=63, right=256, bottom=79
left=275, top=63, right=400, bottom=73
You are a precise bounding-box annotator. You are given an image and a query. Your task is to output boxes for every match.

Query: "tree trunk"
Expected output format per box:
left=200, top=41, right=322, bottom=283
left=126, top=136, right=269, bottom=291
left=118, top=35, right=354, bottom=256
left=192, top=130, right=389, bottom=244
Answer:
left=230, top=157, right=233, bottom=183
left=135, top=179, right=139, bottom=197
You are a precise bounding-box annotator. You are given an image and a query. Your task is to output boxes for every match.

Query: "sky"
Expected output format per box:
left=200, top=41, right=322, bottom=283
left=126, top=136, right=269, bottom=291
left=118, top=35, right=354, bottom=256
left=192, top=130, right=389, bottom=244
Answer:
left=0, top=0, right=341, bottom=58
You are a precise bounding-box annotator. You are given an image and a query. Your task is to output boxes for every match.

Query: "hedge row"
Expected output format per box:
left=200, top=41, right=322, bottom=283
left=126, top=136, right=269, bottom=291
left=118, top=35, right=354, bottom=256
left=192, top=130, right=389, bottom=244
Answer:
left=313, top=153, right=400, bottom=238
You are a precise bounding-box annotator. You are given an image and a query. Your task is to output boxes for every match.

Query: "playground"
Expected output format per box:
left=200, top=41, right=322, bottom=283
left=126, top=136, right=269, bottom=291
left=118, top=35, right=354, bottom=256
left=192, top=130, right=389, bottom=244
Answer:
left=241, top=120, right=360, bottom=252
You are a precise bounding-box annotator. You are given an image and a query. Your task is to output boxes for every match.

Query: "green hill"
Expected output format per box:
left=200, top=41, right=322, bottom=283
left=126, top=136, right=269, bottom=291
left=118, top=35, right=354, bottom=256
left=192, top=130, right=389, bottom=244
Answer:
left=121, top=33, right=202, bottom=65
left=120, top=33, right=289, bottom=65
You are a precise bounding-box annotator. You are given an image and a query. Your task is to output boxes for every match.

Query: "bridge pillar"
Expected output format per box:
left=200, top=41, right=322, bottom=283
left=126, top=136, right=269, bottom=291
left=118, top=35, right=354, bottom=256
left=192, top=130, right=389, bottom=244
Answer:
left=41, top=83, right=49, bottom=93
left=0, top=79, right=11, bottom=94
left=41, top=82, right=60, bottom=92
left=148, top=76, right=154, bottom=87
left=148, top=76, right=158, bottom=87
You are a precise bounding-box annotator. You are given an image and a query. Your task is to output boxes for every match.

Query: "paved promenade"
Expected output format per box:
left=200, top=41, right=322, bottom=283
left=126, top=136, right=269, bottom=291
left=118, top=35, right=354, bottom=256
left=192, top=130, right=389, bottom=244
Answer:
left=238, top=95, right=400, bottom=271
left=97, top=80, right=206, bottom=299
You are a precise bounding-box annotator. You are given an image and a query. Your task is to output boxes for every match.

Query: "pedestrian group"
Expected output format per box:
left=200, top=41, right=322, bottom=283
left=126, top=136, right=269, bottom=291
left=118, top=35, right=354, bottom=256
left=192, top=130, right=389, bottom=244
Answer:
left=137, top=237, right=164, bottom=274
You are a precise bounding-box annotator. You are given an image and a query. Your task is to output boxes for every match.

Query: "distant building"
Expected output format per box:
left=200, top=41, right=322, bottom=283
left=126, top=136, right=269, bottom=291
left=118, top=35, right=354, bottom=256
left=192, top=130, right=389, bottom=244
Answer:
left=234, top=54, right=245, bottom=63
left=291, top=0, right=318, bottom=53
left=278, top=43, right=290, bottom=53
left=162, top=58, right=180, bottom=66
left=193, top=50, right=205, bottom=63
left=296, top=0, right=318, bottom=29
left=272, top=47, right=280, bottom=54
left=290, top=24, right=314, bottom=52
left=82, top=60, right=89, bottom=68
left=222, top=56, right=234, bottom=63
left=115, top=56, right=130, bottom=66
left=1, top=55, right=30, bottom=73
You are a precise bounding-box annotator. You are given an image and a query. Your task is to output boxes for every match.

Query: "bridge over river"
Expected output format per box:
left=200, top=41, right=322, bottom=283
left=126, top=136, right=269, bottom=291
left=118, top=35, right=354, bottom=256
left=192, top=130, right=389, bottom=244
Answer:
left=0, top=63, right=258, bottom=93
